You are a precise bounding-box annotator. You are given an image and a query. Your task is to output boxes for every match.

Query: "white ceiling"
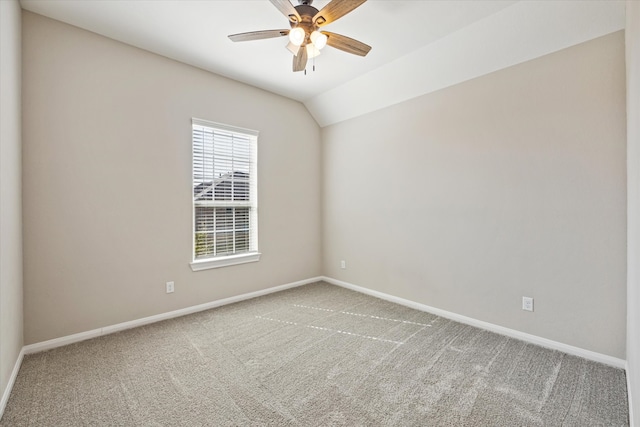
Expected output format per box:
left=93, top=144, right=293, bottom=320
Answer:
left=20, top=0, right=626, bottom=127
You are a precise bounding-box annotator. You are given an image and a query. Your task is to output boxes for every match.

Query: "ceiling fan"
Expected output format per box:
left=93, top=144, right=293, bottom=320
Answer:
left=228, top=0, right=371, bottom=72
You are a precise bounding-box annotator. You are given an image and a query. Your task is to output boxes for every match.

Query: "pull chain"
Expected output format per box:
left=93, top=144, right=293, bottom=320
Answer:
left=303, top=57, right=317, bottom=75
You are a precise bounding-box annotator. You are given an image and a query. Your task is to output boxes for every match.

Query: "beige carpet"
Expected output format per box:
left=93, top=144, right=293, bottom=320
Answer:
left=1, top=282, right=629, bottom=426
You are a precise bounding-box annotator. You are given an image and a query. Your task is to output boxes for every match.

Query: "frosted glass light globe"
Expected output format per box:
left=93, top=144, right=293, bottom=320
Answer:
left=289, top=27, right=305, bottom=46
left=310, top=31, right=327, bottom=50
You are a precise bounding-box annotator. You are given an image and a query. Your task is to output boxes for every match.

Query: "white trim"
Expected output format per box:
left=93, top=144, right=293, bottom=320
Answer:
left=5, top=276, right=631, bottom=421
left=24, top=276, right=322, bottom=355
left=0, top=347, right=25, bottom=419
left=191, top=118, right=259, bottom=137
left=629, top=361, right=636, bottom=427
left=322, top=276, right=626, bottom=369
left=191, top=119, right=259, bottom=263
left=190, top=252, right=261, bottom=271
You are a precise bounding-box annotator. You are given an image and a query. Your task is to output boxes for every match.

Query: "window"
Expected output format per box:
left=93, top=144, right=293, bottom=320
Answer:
left=190, top=119, right=259, bottom=271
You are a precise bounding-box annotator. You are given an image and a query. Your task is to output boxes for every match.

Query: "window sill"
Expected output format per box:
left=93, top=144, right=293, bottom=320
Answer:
left=190, top=252, right=261, bottom=271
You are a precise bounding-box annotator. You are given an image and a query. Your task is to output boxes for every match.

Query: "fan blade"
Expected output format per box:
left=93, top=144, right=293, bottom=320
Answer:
left=313, top=0, right=367, bottom=27
left=323, top=31, right=371, bottom=56
left=293, top=45, right=308, bottom=72
left=269, top=0, right=301, bottom=23
left=228, top=29, right=289, bottom=42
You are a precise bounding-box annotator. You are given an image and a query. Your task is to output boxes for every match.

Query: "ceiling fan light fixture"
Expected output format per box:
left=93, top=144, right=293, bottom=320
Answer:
left=227, top=0, right=371, bottom=73
left=306, top=43, right=321, bottom=59
left=288, top=27, right=305, bottom=46
left=285, top=41, right=300, bottom=55
left=310, top=31, right=327, bottom=50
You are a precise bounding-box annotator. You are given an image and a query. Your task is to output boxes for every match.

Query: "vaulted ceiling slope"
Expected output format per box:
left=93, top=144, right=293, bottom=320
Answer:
left=20, top=0, right=625, bottom=127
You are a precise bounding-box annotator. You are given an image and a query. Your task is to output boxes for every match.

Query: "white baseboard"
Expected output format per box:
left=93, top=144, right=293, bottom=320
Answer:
left=322, top=276, right=626, bottom=369
left=1, top=276, right=321, bottom=420
left=24, top=276, right=323, bottom=355
left=0, top=347, right=24, bottom=420
left=3, top=275, right=631, bottom=422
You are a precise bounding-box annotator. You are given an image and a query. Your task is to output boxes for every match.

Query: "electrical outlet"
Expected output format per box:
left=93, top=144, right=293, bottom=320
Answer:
left=340, top=260, right=346, bottom=269
left=166, top=281, right=175, bottom=294
left=522, top=296, right=533, bottom=312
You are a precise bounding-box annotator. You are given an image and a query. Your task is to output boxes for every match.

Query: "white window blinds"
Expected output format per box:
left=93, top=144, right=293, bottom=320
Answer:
left=192, top=119, right=258, bottom=261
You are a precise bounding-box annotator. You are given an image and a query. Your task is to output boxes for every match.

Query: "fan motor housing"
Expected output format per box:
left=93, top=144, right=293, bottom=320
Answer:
left=291, top=4, right=319, bottom=42
left=293, top=4, right=318, bottom=22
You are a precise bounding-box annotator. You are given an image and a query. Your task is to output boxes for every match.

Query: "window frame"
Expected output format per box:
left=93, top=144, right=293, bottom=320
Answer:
left=190, top=118, right=260, bottom=271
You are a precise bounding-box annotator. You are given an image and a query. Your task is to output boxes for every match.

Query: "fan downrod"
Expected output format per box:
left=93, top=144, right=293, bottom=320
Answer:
left=297, top=0, right=313, bottom=5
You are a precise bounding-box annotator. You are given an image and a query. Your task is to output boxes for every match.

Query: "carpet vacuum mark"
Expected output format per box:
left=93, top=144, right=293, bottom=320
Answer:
left=1, top=282, right=629, bottom=426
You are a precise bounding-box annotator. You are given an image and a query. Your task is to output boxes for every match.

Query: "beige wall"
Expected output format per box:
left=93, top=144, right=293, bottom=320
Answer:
left=19, top=7, right=629, bottom=365
left=627, top=0, right=640, bottom=423
left=0, top=0, right=24, bottom=398
left=322, top=32, right=627, bottom=358
left=22, top=12, right=322, bottom=344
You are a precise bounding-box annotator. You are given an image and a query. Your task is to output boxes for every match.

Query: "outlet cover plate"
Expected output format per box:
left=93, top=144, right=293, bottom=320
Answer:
left=522, top=296, right=533, bottom=312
